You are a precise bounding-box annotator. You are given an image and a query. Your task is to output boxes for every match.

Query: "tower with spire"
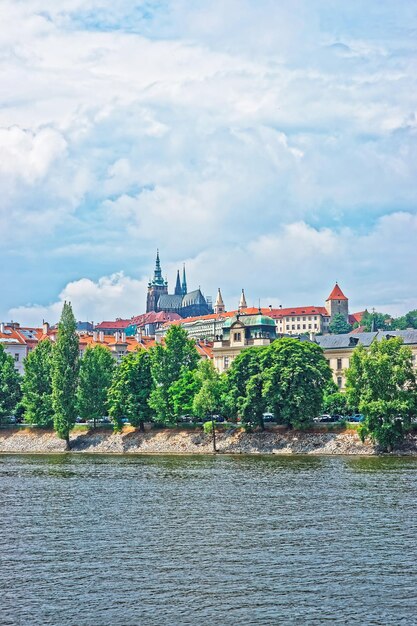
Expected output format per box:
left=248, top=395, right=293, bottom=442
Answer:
left=214, top=288, right=225, bottom=315
left=145, top=251, right=212, bottom=317
left=238, top=289, right=247, bottom=312
left=146, top=250, right=168, bottom=312
left=181, top=264, right=187, bottom=296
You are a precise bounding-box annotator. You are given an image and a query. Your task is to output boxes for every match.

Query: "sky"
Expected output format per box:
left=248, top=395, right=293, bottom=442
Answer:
left=1, top=0, right=417, bottom=325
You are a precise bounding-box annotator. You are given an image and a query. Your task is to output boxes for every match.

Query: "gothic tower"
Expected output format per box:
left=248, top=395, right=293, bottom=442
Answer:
left=325, top=282, right=349, bottom=321
left=146, top=250, right=168, bottom=312
left=181, top=264, right=188, bottom=296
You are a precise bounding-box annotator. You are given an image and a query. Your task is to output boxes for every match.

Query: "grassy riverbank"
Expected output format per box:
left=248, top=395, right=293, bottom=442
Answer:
left=1, top=426, right=417, bottom=455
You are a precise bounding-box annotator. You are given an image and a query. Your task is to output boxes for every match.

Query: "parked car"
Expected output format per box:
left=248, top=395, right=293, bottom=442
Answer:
left=317, top=414, right=337, bottom=423
left=349, top=414, right=364, bottom=422
left=262, top=413, right=276, bottom=422
left=177, top=415, right=194, bottom=423
left=98, top=416, right=111, bottom=423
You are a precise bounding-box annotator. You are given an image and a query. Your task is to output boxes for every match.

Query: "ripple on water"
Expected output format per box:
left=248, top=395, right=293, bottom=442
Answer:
left=0, top=454, right=416, bottom=625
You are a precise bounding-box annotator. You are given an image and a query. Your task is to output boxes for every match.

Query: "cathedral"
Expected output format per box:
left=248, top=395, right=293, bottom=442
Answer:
left=146, top=251, right=213, bottom=318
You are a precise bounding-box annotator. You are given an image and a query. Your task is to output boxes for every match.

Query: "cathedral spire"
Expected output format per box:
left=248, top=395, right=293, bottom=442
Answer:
left=174, top=269, right=182, bottom=295
left=152, top=249, right=165, bottom=286
left=182, top=264, right=187, bottom=296
left=239, top=289, right=247, bottom=312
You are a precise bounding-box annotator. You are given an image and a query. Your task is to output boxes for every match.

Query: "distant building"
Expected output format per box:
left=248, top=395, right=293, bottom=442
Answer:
left=146, top=251, right=212, bottom=318
left=213, top=312, right=277, bottom=373
left=315, top=329, right=417, bottom=390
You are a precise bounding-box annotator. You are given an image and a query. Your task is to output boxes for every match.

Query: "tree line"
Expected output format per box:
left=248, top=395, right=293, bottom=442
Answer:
left=0, top=302, right=416, bottom=451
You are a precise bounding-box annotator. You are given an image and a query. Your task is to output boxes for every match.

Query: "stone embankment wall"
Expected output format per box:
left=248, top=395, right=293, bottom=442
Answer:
left=1, top=427, right=417, bottom=455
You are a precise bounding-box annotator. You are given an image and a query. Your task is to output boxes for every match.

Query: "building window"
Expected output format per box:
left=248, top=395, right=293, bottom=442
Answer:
left=314, top=316, right=317, bottom=320
left=292, top=325, right=295, bottom=330
left=224, top=356, right=229, bottom=369
left=297, top=317, right=300, bottom=321
left=233, top=332, right=241, bottom=342
left=303, top=324, right=306, bottom=329
left=297, top=324, right=300, bottom=330
left=314, top=324, right=317, bottom=329
left=14, top=354, right=19, bottom=362
left=286, top=325, right=290, bottom=330
left=337, top=358, right=342, bottom=370
left=308, top=324, right=312, bottom=329
left=337, top=376, right=343, bottom=389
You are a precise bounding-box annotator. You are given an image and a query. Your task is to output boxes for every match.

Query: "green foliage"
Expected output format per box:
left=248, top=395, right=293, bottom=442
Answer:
left=149, top=325, right=199, bottom=424
left=223, top=348, right=263, bottom=421
left=328, top=313, right=352, bottom=334
left=241, top=373, right=265, bottom=431
left=52, top=302, right=80, bottom=445
left=0, top=344, right=22, bottom=421
left=169, top=369, right=201, bottom=418
left=108, top=349, right=153, bottom=432
left=391, top=309, right=417, bottom=330
left=261, top=339, right=332, bottom=428
left=203, top=420, right=214, bottom=434
left=224, top=338, right=331, bottom=430
left=77, top=345, right=115, bottom=427
left=361, top=310, right=391, bottom=332
left=22, top=340, right=54, bottom=427
left=192, top=360, right=224, bottom=419
left=322, top=381, right=350, bottom=416
left=346, top=338, right=416, bottom=451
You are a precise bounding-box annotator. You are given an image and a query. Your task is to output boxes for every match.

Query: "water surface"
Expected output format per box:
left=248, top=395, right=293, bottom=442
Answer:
left=1, top=454, right=416, bottom=625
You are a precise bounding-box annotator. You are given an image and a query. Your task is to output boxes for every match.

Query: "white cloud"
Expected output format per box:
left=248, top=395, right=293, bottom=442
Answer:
left=9, top=272, right=148, bottom=326
left=1, top=1, right=417, bottom=319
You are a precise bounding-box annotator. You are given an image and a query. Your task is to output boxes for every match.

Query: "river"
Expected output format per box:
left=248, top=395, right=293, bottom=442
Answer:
left=1, top=454, right=416, bottom=625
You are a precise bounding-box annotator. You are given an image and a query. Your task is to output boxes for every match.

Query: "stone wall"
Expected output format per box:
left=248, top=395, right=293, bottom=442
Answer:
left=1, top=427, right=417, bottom=455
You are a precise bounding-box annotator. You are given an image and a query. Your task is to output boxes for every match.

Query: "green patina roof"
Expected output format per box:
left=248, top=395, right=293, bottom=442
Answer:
left=223, top=314, right=276, bottom=328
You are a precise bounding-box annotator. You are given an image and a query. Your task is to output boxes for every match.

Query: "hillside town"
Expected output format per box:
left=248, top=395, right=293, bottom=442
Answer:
left=1, top=252, right=417, bottom=390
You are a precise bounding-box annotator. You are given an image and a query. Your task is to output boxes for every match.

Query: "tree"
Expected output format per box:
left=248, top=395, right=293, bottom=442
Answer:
left=346, top=337, right=416, bottom=451
left=108, top=350, right=153, bottom=432
left=241, top=373, right=266, bottom=431
left=77, top=345, right=115, bottom=427
left=52, top=302, right=79, bottom=448
left=192, top=360, right=224, bottom=419
left=329, top=313, right=352, bottom=334
left=361, top=310, right=391, bottom=332
left=22, top=339, right=54, bottom=427
left=392, top=310, right=417, bottom=330
left=149, top=326, right=199, bottom=424
left=169, top=369, right=201, bottom=419
left=223, top=348, right=263, bottom=421
left=261, top=339, right=332, bottom=428
left=0, top=344, right=22, bottom=422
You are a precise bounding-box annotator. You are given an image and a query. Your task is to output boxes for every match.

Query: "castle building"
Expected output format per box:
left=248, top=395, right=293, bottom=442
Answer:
left=146, top=251, right=213, bottom=319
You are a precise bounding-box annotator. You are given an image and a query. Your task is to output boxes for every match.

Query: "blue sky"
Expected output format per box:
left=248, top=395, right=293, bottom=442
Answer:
left=1, top=0, right=417, bottom=324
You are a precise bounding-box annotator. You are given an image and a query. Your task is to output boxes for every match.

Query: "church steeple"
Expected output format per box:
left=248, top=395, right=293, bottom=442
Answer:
left=174, top=269, right=182, bottom=295
left=214, top=288, right=225, bottom=314
left=239, top=289, right=247, bottom=312
left=181, top=264, right=187, bottom=296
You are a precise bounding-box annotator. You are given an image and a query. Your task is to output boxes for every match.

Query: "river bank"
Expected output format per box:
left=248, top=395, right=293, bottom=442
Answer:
left=1, top=426, right=417, bottom=455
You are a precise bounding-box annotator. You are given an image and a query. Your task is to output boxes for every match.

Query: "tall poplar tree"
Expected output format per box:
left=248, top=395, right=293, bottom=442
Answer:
left=0, top=344, right=22, bottom=423
left=22, top=339, right=54, bottom=427
left=52, top=302, right=79, bottom=448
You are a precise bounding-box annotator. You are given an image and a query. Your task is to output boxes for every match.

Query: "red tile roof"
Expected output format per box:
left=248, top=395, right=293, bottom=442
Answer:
left=268, top=306, right=330, bottom=319
left=95, top=319, right=131, bottom=330
left=349, top=311, right=365, bottom=325
left=326, top=283, right=348, bottom=301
